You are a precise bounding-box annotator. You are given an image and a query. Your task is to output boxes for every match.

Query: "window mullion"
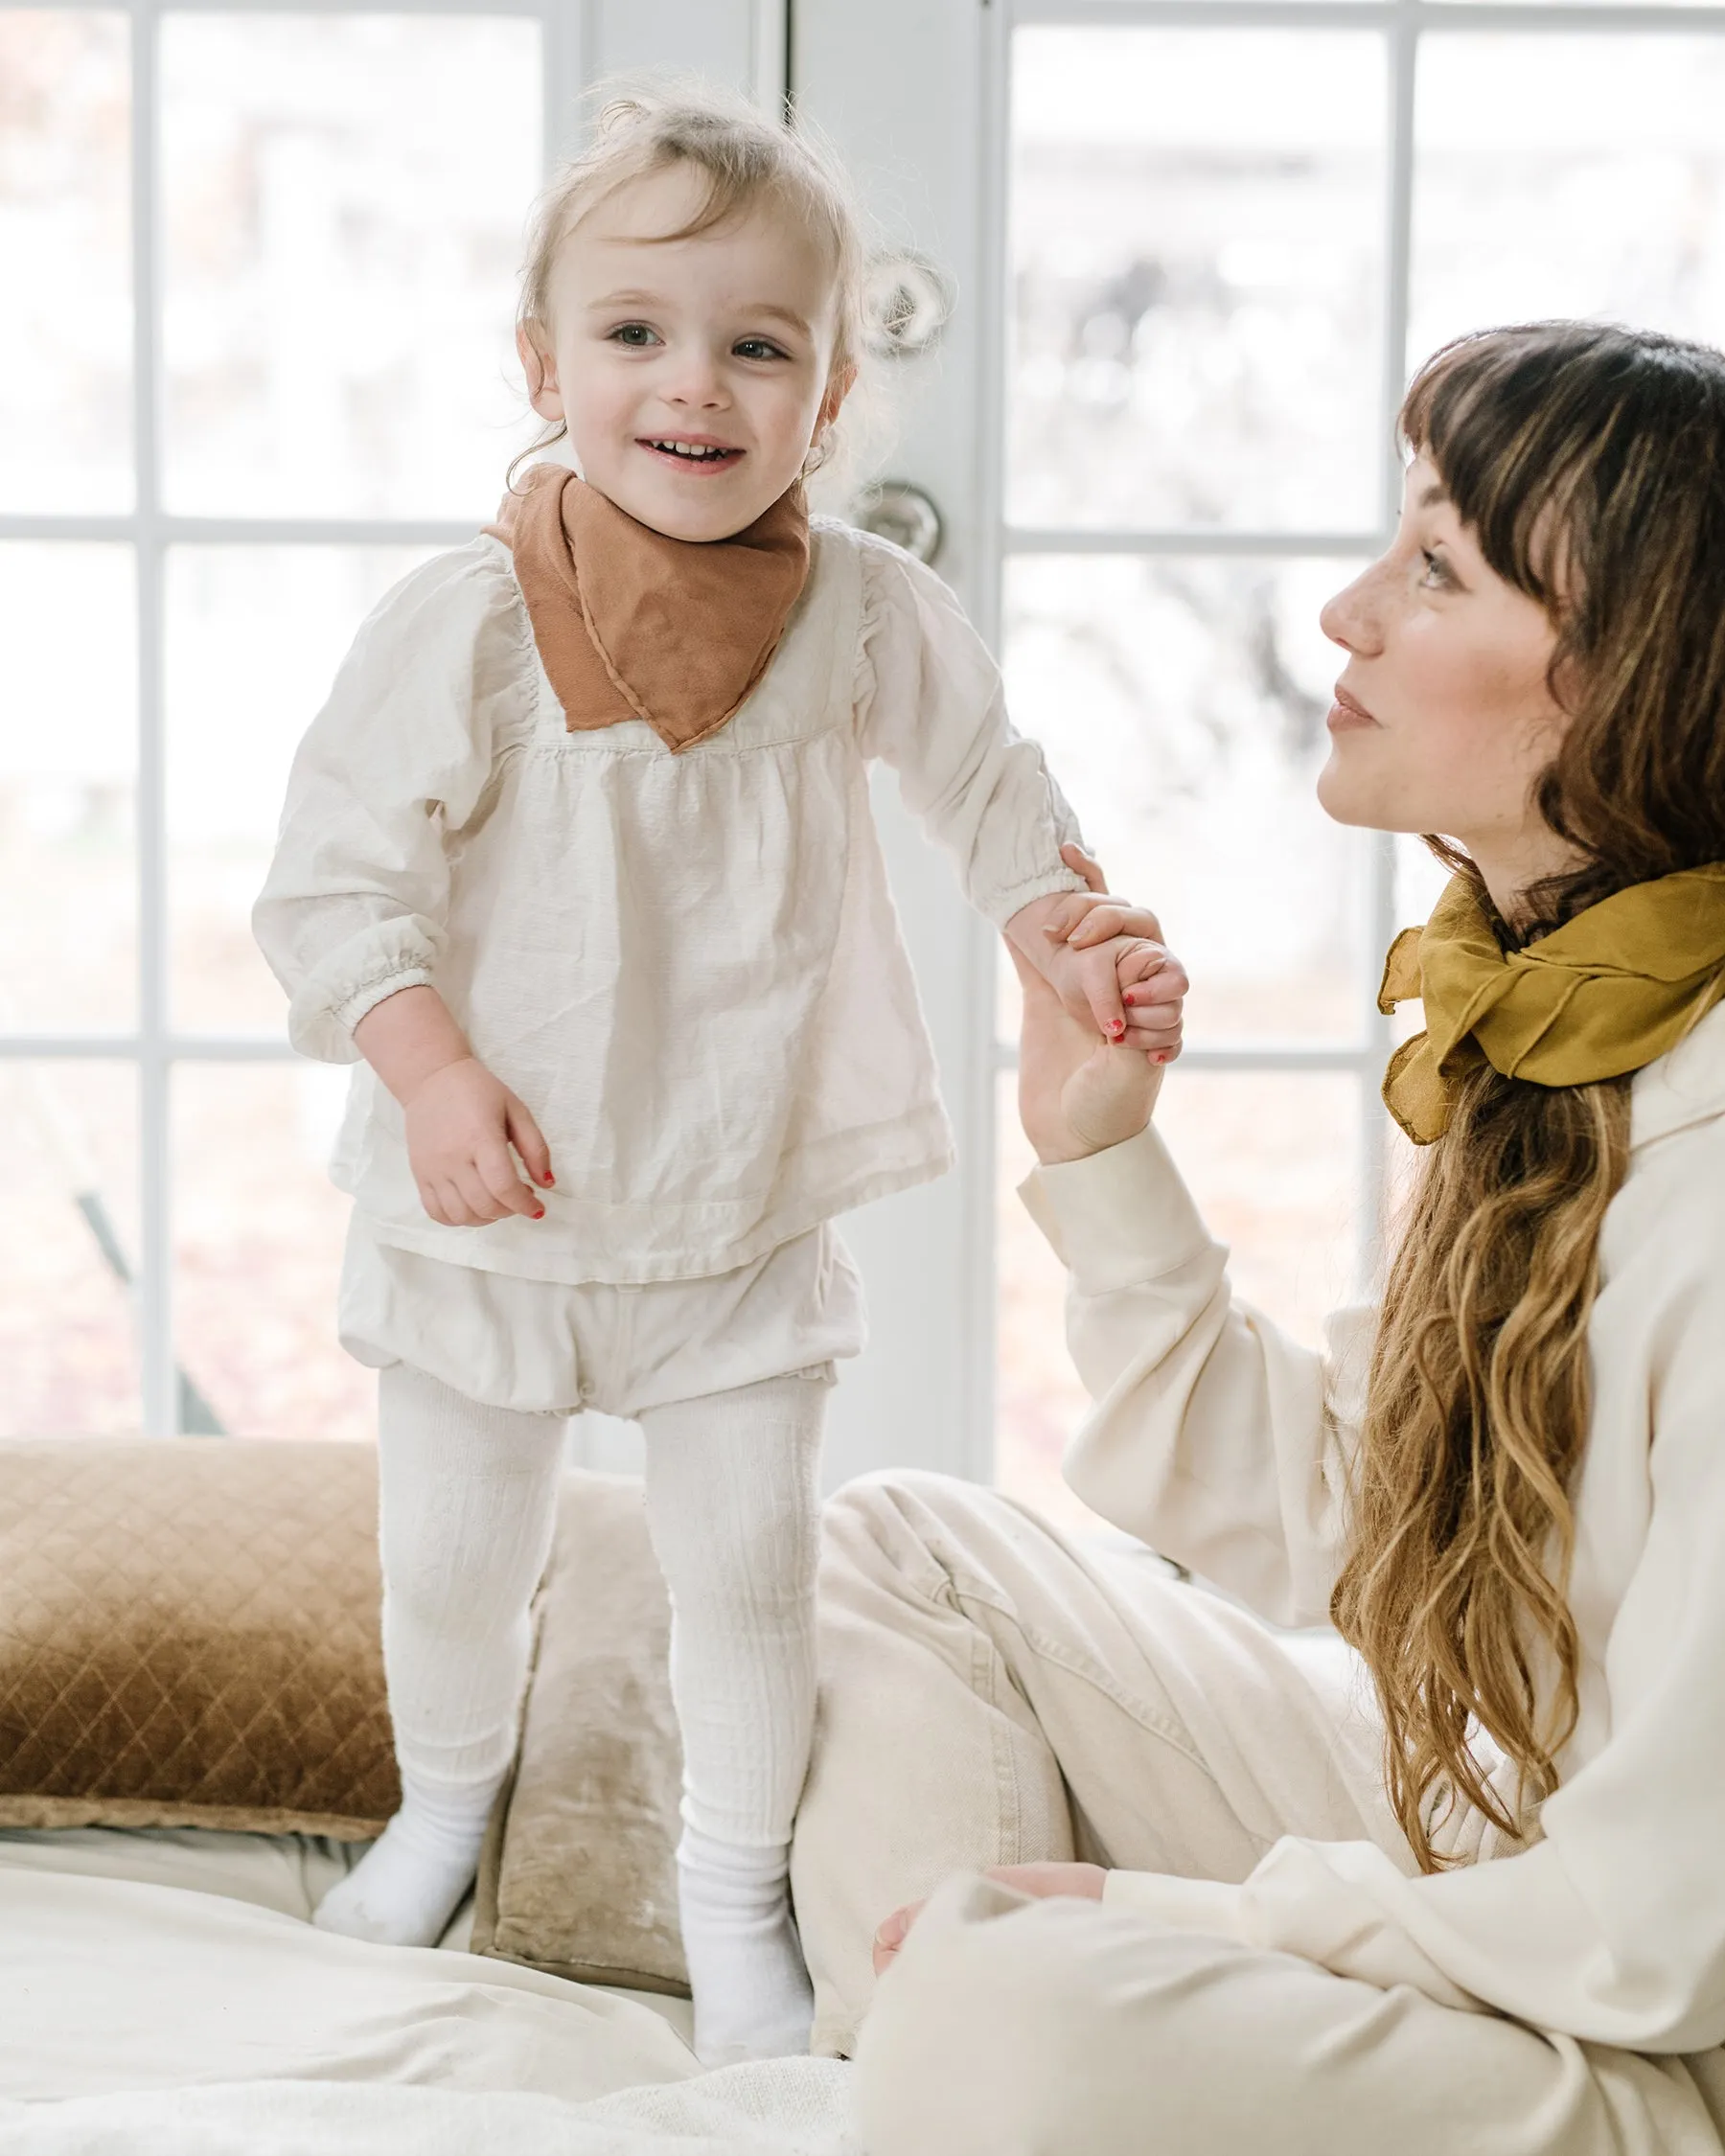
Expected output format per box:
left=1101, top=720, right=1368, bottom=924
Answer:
left=1353, top=0, right=1420, bottom=1298
left=1380, top=0, right=1417, bottom=533
left=132, top=0, right=175, bottom=1437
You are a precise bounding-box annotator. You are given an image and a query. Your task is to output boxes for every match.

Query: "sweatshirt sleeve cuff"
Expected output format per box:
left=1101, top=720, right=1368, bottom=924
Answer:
left=1103, top=1870, right=1249, bottom=1939
left=1018, top=1123, right=1216, bottom=1295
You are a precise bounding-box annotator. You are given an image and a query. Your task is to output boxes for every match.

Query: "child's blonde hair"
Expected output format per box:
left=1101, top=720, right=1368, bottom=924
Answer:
left=517, top=83, right=868, bottom=472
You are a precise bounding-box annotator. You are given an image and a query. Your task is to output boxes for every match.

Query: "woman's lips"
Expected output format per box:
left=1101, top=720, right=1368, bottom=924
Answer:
left=1327, top=684, right=1379, bottom=732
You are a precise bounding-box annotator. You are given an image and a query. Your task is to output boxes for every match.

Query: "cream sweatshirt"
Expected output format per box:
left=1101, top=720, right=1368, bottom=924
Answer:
left=1020, top=998, right=1725, bottom=2053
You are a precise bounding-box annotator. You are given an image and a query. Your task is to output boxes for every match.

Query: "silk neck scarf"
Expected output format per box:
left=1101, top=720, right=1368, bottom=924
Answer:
left=1379, top=864, right=1725, bottom=1144
left=484, top=462, right=811, bottom=753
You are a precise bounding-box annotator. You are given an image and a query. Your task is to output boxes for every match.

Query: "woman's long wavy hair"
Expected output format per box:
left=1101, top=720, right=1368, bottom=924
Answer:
left=1329, top=323, right=1725, bottom=1870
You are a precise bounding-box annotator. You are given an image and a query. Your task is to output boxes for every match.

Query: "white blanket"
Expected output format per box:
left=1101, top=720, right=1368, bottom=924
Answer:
left=0, top=1865, right=858, bottom=2154
left=0, top=2069, right=857, bottom=2156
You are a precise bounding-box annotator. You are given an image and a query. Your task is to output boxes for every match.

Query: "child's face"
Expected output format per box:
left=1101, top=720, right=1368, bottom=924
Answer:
left=520, top=164, right=849, bottom=542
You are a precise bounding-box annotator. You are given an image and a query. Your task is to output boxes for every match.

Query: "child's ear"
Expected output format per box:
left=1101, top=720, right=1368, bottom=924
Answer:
left=517, top=321, right=564, bottom=424
left=818, top=360, right=859, bottom=434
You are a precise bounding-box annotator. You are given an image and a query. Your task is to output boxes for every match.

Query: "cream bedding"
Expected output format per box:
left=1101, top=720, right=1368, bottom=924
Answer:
left=0, top=1832, right=853, bottom=2153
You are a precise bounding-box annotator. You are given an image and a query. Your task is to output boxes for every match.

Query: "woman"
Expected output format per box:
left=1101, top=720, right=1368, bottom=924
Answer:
left=788, top=321, right=1725, bottom=2154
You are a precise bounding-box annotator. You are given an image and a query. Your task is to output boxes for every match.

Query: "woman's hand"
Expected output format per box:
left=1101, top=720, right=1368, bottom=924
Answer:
left=872, top=1863, right=1107, bottom=1979
left=1015, top=845, right=1186, bottom=1166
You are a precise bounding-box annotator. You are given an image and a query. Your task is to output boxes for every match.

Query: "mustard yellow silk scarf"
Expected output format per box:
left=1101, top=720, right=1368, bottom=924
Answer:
left=1379, top=864, right=1725, bottom=1144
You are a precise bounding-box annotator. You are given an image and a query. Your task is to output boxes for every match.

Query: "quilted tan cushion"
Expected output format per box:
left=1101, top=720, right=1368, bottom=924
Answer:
left=0, top=1438, right=400, bottom=1836
left=472, top=1470, right=688, bottom=1995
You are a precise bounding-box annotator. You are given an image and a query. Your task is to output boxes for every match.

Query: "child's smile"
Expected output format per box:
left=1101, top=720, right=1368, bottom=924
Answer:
left=637, top=432, right=747, bottom=475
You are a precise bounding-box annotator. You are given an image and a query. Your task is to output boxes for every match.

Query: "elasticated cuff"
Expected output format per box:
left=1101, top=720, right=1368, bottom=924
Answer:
left=1018, top=1123, right=1216, bottom=1296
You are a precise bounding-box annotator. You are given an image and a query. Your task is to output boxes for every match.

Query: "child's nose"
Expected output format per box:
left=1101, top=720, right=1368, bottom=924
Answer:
left=663, top=349, right=729, bottom=408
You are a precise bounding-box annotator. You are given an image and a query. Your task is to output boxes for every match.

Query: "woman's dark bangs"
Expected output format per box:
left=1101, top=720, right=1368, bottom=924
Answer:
left=1400, top=332, right=1591, bottom=610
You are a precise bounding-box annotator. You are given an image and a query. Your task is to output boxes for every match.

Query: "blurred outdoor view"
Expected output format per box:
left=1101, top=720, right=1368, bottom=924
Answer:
left=5, top=8, right=1725, bottom=1478
left=1, top=9, right=540, bottom=1437
left=995, top=19, right=1725, bottom=1525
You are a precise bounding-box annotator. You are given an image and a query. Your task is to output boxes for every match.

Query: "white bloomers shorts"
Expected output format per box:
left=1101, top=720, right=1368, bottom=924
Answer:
left=337, top=1211, right=869, bottom=1419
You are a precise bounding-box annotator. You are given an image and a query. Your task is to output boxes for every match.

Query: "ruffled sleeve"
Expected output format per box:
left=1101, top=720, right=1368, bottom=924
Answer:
left=251, top=540, right=533, bottom=1062
left=851, top=532, right=1089, bottom=928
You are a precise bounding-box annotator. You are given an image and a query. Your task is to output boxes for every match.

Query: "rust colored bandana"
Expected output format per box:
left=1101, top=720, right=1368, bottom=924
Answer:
left=484, top=463, right=811, bottom=752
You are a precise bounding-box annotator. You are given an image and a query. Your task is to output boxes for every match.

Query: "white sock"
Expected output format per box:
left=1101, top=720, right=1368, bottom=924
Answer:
left=312, top=1771, right=501, bottom=1946
left=677, top=1827, right=814, bottom=2065
left=638, top=1372, right=826, bottom=2063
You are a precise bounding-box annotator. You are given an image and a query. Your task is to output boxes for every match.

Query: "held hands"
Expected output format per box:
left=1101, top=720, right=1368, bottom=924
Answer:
left=871, top=1864, right=1107, bottom=1980
left=352, top=985, right=554, bottom=1227
left=1013, top=844, right=1187, bottom=1165
left=1007, top=846, right=1184, bottom=1060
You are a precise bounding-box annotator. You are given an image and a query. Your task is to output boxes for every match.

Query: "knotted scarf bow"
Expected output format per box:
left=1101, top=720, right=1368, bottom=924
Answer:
left=484, top=463, right=811, bottom=753
left=1379, top=864, right=1725, bottom=1144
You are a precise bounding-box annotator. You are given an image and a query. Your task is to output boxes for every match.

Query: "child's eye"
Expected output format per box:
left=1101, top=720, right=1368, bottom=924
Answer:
left=609, top=323, right=660, bottom=349
left=733, top=337, right=788, bottom=362
left=1418, top=547, right=1454, bottom=589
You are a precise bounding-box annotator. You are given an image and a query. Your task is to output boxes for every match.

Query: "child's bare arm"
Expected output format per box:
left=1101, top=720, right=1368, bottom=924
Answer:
left=353, top=986, right=553, bottom=1227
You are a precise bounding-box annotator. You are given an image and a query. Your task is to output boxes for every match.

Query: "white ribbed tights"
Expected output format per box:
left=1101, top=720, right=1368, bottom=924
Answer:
left=313, top=1360, right=824, bottom=2063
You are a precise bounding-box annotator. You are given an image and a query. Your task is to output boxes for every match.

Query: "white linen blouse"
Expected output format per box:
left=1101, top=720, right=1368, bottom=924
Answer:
left=1021, top=998, right=1725, bottom=2054
left=255, top=517, right=1086, bottom=1285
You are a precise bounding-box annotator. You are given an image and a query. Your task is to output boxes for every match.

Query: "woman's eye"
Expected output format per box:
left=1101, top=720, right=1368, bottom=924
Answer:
left=610, top=323, right=659, bottom=348
left=733, top=337, right=787, bottom=361
left=1418, top=547, right=1453, bottom=588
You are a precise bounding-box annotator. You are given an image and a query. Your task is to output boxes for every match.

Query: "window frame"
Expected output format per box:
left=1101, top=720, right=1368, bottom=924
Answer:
left=11, top=0, right=1725, bottom=1448
left=977, top=0, right=1725, bottom=1316
left=0, top=0, right=786, bottom=1437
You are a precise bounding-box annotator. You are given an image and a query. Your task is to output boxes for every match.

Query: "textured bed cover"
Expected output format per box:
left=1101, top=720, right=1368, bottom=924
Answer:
left=0, top=1830, right=855, bottom=2154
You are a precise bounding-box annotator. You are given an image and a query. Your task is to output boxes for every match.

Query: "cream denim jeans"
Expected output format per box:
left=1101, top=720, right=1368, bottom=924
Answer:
left=792, top=1473, right=1724, bottom=2156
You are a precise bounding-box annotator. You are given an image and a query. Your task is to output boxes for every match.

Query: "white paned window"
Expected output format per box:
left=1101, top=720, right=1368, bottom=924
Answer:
left=0, top=1, right=564, bottom=1438
left=979, top=0, right=1725, bottom=1529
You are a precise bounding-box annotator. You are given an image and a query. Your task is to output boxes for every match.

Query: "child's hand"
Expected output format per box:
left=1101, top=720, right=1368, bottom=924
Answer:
left=1038, top=923, right=1184, bottom=1058
left=402, top=1056, right=553, bottom=1227
left=1033, top=848, right=1186, bottom=1061
left=1042, top=916, right=1185, bottom=1067
left=352, top=986, right=554, bottom=1228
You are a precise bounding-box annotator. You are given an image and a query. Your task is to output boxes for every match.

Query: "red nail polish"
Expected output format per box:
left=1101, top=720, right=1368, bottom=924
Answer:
left=1122, top=992, right=1136, bottom=1007
left=542, top=1172, right=555, bottom=1186
left=532, top=1206, right=545, bottom=1220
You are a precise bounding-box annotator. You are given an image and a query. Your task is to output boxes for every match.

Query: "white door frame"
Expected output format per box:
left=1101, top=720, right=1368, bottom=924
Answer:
left=792, top=0, right=1004, bottom=1491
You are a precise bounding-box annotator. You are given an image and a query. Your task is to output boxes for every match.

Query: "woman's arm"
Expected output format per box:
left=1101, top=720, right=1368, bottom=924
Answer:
left=1109, top=1154, right=1725, bottom=2051
left=1013, top=914, right=1362, bottom=1629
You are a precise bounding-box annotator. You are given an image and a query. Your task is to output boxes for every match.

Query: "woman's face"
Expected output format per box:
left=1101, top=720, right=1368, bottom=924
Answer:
left=1317, top=454, right=1572, bottom=898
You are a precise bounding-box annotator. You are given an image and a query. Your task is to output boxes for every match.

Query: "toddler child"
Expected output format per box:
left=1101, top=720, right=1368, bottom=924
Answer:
left=254, top=86, right=1182, bottom=2063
